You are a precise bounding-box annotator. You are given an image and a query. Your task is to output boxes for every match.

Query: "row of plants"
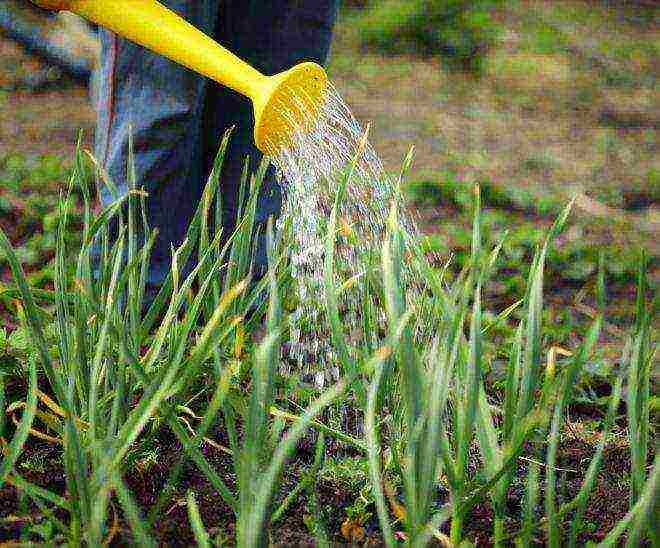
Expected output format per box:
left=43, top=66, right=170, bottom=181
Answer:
left=0, top=136, right=657, bottom=545
left=404, top=169, right=651, bottom=321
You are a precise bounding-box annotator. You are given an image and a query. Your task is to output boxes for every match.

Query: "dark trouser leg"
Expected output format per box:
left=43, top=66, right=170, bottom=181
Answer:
left=94, top=2, right=219, bottom=292
left=94, top=0, right=338, bottom=296
left=202, top=0, right=339, bottom=275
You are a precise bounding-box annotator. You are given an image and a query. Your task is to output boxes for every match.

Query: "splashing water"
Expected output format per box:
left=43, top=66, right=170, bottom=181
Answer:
left=269, top=82, right=421, bottom=386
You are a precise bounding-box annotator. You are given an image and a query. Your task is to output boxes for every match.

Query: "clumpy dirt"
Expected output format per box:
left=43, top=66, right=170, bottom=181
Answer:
left=0, top=399, right=646, bottom=546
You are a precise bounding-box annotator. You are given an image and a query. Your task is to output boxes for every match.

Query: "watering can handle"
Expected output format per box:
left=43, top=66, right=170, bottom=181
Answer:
left=31, top=0, right=267, bottom=100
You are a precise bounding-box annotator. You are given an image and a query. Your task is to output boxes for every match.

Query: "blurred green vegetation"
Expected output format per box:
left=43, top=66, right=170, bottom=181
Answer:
left=330, top=0, right=658, bottom=333
left=353, top=0, right=501, bottom=72
left=0, top=153, right=83, bottom=289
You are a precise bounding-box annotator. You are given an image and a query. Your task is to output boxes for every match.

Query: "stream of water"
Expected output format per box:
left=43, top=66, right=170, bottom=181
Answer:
left=269, top=82, right=423, bottom=386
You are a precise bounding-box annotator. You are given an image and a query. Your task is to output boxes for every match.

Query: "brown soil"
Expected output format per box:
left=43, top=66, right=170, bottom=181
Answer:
left=0, top=408, right=643, bottom=545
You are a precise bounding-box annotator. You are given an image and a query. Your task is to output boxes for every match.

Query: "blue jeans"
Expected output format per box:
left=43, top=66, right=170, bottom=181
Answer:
left=94, top=0, right=338, bottom=291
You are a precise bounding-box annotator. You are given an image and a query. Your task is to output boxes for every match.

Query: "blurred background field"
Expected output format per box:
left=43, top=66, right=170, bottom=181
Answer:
left=1, top=0, right=657, bottom=334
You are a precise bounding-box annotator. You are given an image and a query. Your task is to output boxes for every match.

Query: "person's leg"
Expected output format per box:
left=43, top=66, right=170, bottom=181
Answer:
left=94, top=1, right=219, bottom=292
left=201, top=0, right=339, bottom=275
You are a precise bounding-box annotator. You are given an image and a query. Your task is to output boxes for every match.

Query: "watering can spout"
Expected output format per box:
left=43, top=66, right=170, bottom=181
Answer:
left=31, top=0, right=328, bottom=155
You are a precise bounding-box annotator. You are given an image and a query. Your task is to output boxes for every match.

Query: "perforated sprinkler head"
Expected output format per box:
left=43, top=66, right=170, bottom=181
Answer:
left=253, top=62, right=329, bottom=156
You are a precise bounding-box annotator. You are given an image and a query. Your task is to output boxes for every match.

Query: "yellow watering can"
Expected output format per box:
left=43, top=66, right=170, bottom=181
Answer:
left=32, top=0, right=329, bottom=155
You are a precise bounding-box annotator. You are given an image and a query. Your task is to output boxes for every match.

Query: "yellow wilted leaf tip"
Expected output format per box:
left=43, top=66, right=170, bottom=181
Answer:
left=341, top=519, right=366, bottom=543
left=377, top=345, right=392, bottom=360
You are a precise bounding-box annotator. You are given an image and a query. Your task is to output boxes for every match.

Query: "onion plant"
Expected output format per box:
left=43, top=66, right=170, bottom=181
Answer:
left=353, top=179, right=656, bottom=546
left=0, top=135, right=657, bottom=546
left=0, top=133, right=359, bottom=545
left=0, top=132, right=253, bottom=544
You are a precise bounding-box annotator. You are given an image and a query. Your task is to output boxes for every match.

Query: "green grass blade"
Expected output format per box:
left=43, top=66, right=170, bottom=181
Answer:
left=475, top=384, right=502, bottom=479
left=89, top=478, right=112, bottom=545
left=75, top=133, right=92, bottom=241
left=626, top=323, right=651, bottom=507
left=419, top=297, right=465, bottom=517
left=0, top=350, right=37, bottom=491
left=459, top=282, right=483, bottom=473
left=567, top=375, right=623, bottom=548
left=88, top=228, right=125, bottom=443
left=271, top=433, right=326, bottom=526
left=168, top=288, right=247, bottom=394
left=126, top=131, right=140, bottom=351
left=597, top=453, right=659, bottom=548
left=596, top=252, right=606, bottom=314
left=382, top=204, right=422, bottom=435
left=167, top=411, right=239, bottom=513
left=307, top=434, right=331, bottom=547
left=245, top=303, right=280, bottom=461
left=632, top=253, right=650, bottom=509
left=366, top=310, right=416, bottom=548
left=515, top=247, right=544, bottom=421
left=482, top=299, right=522, bottom=335
left=198, top=131, right=230, bottom=285
left=269, top=407, right=366, bottom=452
left=323, top=161, right=354, bottom=375
left=7, top=473, right=70, bottom=511
left=187, top=492, right=211, bottom=548
left=515, top=200, right=573, bottom=423
left=546, top=198, right=575, bottom=243
left=240, top=330, right=281, bottom=520
left=366, top=361, right=396, bottom=548
left=520, top=462, right=540, bottom=546
left=471, top=184, right=482, bottom=275
left=635, top=334, right=651, bottom=505
left=451, top=278, right=483, bottom=545
left=55, top=182, right=74, bottom=386
left=82, top=194, right=131, bottom=247
left=633, top=250, right=647, bottom=335
left=135, top=191, right=152, bottom=317
left=503, top=322, right=523, bottom=440
left=62, top=418, right=91, bottom=533
left=546, top=316, right=601, bottom=547
left=625, top=456, right=659, bottom=547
